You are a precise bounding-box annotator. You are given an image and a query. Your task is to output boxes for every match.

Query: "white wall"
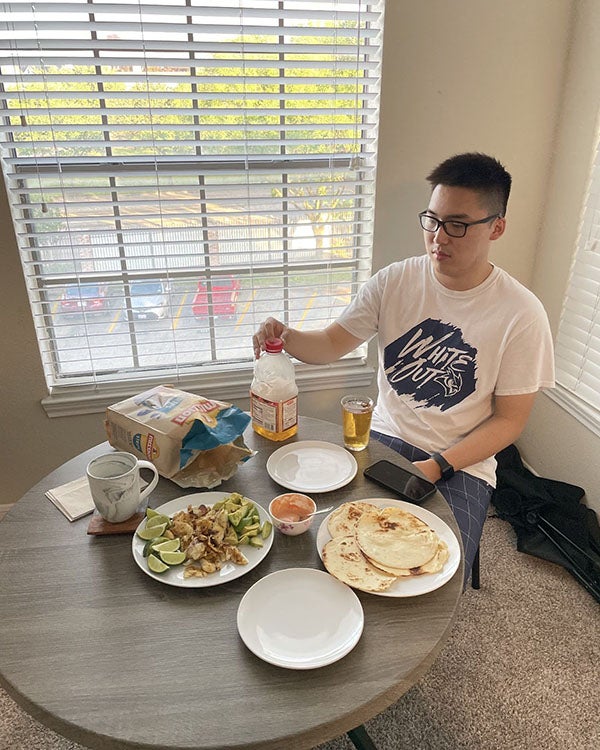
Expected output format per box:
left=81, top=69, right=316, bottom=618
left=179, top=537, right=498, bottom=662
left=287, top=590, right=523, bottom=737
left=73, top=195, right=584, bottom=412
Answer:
left=0, top=0, right=582, bottom=508
left=518, top=0, right=600, bottom=514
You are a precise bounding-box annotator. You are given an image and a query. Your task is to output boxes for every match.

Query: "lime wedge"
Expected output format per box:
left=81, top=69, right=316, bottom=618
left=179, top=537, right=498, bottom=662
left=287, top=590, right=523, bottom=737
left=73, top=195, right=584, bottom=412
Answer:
left=147, top=554, right=169, bottom=573
left=137, top=522, right=168, bottom=540
left=159, top=550, right=186, bottom=566
left=146, top=507, right=159, bottom=518
left=142, top=536, right=170, bottom=557
left=146, top=513, right=170, bottom=529
left=153, top=538, right=181, bottom=553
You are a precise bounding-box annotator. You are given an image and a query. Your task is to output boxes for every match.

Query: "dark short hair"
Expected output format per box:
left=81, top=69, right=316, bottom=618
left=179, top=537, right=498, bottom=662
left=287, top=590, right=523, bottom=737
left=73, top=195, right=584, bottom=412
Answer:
left=426, top=152, right=512, bottom=217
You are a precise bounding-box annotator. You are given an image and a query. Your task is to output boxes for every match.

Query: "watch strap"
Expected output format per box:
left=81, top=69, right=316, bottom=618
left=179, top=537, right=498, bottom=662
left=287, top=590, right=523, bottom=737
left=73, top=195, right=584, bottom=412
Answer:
left=431, top=452, right=455, bottom=481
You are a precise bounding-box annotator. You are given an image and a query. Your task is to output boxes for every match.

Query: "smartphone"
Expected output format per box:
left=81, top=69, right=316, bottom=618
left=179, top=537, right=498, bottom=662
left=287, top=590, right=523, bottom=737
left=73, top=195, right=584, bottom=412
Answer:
left=363, top=460, right=436, bottom=504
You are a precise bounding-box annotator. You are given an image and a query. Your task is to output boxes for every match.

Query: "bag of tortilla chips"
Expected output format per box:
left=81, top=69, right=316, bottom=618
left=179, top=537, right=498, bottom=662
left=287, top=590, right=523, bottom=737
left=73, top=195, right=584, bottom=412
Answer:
left=105, top=385, right=253, bottom=488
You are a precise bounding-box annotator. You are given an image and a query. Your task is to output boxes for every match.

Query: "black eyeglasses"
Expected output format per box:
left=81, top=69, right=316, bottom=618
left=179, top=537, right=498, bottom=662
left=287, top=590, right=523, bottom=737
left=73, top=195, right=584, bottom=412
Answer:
left=419, top=211, right=499, bottom=238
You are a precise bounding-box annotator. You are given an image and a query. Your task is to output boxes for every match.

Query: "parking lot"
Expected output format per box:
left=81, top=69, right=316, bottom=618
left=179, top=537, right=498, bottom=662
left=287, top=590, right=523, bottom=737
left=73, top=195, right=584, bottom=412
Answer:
left=49, top=278, right=353, bottom=376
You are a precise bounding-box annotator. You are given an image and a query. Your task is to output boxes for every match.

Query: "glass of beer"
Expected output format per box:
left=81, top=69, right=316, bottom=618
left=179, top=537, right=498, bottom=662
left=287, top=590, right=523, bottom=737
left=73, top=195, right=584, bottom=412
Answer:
left=341, top=395, right=374, bottom=451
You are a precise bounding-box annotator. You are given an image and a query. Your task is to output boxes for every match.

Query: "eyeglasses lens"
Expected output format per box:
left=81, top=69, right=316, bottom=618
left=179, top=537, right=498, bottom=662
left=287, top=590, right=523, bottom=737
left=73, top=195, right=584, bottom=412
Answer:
left=419, top=215, right=466, bottom=238
left=420, top=215, right=437, bottom=232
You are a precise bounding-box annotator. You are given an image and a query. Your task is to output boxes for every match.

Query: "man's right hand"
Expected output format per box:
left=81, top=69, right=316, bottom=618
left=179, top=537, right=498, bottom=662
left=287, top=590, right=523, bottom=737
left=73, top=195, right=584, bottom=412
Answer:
left=253, top=319, right=363, bottom=364
left=252, top=317, right=290, bottom=359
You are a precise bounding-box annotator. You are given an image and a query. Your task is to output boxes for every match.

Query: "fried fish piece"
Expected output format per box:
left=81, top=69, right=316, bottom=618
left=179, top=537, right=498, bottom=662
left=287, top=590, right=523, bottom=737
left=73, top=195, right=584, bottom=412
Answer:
left=170, top=500, right=253, bottom=578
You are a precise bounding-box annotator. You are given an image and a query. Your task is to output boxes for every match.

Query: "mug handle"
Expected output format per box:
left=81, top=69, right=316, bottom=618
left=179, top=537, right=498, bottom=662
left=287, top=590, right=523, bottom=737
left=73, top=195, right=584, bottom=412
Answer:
left=137, top=460, right=159, bottom=501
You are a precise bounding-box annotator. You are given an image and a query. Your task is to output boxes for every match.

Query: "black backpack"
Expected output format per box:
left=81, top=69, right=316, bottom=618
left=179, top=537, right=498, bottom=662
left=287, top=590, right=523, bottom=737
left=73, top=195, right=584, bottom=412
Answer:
left=492, top=444, right=600, bottom=603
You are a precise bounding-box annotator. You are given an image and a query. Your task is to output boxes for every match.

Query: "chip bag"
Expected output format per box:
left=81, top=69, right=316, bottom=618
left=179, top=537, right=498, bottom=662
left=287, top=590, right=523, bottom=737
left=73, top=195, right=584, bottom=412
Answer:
left=105, top=385, right=253, bottom=488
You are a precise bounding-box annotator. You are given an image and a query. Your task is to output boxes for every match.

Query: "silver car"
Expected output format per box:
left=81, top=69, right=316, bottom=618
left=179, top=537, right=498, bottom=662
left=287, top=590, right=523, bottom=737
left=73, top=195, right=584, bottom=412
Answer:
left=129, top=280, right=169, bottom=320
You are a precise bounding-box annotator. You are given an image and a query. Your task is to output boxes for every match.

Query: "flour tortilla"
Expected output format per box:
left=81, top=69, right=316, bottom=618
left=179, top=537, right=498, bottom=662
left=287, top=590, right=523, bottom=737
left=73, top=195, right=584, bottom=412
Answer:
left=362, top=554, right=412, bottom=577
left=365, top=538, right=449, bottom=576
left=356, top=506, right=439, bottom=569
left=322, top=535, right=397, bottom=593
left=327, top=501, right=379, bottom=539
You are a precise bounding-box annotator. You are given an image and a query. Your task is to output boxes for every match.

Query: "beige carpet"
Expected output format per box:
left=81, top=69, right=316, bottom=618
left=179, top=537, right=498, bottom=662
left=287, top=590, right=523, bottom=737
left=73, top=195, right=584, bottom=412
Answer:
left=1, top=516, right=598, bottom=750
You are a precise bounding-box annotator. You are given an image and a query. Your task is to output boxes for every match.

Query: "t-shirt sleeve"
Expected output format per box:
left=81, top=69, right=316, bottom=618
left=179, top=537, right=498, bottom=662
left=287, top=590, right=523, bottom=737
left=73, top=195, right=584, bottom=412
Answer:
left=336, top=267, right=386, bottom=341
left=494, top=304, right=555, bottom=395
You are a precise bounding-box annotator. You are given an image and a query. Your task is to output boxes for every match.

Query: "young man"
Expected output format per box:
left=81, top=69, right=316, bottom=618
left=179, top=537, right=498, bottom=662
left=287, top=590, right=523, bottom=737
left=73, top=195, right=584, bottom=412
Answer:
left=253, top=153, right=555, bottom=584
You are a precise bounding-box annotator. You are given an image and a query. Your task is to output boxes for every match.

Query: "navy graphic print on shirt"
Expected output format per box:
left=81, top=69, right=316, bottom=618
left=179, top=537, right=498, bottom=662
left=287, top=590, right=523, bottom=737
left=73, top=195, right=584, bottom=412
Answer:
left=383, top=318, right=477, bottom=411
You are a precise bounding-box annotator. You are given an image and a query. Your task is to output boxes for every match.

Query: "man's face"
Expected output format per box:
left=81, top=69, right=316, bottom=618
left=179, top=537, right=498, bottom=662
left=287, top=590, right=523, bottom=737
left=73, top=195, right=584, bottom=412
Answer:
left=422, top=185, right=505, bottom=291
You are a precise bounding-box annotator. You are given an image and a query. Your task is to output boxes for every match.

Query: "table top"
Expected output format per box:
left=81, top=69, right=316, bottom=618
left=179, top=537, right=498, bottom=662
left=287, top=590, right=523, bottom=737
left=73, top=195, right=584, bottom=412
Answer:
left=0, top=417, right=463, bottom=750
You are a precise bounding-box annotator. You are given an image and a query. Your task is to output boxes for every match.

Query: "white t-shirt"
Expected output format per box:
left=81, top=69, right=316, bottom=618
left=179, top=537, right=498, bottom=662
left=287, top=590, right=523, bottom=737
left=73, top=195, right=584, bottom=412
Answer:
left=337, top=255, right=555, bottom=486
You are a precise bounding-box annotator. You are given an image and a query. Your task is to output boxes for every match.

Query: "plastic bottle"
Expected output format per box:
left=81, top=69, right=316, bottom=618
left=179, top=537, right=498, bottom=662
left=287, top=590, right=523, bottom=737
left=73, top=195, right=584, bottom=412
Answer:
left=250, top=337, right=298, bottom=441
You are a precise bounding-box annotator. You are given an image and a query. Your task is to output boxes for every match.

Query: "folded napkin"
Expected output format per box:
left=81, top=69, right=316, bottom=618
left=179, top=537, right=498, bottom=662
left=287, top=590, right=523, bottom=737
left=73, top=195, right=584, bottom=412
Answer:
left=46, top=476, right=95, bottom=522
left=46, top=476, right=150, bottom=522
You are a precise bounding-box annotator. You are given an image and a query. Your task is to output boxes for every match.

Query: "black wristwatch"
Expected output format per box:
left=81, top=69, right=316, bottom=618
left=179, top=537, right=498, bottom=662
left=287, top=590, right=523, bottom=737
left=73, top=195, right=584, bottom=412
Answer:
left=430, top=452, right=455, bottom=481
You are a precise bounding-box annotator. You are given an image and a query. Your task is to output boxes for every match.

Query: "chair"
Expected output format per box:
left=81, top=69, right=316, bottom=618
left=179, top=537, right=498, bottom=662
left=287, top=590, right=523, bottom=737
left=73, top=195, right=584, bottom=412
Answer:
left=471, top=544, right=480, bottom=589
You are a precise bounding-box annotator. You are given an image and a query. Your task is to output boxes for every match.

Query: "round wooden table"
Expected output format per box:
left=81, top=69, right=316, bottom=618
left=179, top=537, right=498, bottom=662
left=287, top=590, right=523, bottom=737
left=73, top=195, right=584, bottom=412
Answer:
left=0, top=417, right=463, bottom=750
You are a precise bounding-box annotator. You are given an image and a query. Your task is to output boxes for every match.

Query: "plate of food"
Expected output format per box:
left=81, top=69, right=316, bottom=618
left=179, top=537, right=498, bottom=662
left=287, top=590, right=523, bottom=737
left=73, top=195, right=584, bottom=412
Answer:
left=315, top=498, right=461, bottom=597
left=237, top=568, right=364, bottom=669
left=132, top=492, right=273, bottom=588
left=266, top=441, right=358, bottom=493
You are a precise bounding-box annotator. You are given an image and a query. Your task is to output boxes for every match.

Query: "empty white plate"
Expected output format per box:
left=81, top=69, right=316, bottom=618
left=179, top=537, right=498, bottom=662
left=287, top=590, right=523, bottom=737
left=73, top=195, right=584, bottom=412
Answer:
left=237, top=568, right=364, bottom=669
left=266, top=440, right=358, bottom=493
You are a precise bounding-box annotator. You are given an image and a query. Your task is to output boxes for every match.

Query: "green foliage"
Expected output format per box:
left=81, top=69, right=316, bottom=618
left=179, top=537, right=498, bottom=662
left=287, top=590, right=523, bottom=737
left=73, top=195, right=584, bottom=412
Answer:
left=8, top=37, right=366, bottom=157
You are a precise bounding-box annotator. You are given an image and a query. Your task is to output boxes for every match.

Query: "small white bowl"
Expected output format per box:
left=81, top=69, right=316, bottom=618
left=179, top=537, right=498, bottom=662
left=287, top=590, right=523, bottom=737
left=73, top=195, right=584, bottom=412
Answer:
left=268, top=493, right=316, bottom=536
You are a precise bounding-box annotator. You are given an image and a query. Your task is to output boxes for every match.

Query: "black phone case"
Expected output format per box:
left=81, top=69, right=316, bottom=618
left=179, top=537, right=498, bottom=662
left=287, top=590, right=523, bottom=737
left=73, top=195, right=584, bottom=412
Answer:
left=363, top=462, right=436, bottom=504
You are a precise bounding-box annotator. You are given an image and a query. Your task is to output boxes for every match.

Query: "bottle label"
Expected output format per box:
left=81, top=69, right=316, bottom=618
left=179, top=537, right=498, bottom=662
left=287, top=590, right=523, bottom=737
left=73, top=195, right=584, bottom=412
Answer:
left=251, top=392, right=298, bottom=434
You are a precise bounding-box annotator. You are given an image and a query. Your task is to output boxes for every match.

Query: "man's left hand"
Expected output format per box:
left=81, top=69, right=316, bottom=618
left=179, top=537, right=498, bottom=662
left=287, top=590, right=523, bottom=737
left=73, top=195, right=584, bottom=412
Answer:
left=413, top=459, right=442, bottom=484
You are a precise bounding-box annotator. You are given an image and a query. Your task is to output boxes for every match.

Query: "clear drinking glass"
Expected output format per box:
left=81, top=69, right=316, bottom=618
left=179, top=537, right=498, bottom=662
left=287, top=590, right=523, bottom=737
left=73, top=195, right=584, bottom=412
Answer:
left=341, top=395, right=374, bottom=451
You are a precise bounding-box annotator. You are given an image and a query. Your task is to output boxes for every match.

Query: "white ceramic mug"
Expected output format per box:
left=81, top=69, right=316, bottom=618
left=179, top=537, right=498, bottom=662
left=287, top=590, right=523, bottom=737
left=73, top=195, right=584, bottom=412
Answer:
left=86, top=451, right=159, bottom=523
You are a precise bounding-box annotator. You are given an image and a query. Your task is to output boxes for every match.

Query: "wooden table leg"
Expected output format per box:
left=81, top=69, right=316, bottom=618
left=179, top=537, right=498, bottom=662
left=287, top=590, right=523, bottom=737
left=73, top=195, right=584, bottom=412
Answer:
left=347, top=724, right=378, bottom=750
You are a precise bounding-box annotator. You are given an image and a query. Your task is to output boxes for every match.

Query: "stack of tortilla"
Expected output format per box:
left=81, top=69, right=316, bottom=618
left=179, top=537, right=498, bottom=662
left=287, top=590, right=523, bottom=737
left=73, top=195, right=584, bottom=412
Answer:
left=322, top=501, right=449, bottom=593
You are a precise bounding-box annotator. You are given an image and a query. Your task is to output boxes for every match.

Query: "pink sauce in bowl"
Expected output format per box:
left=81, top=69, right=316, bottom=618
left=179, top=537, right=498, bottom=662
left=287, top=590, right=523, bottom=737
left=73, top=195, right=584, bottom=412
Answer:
left=269, top=493, right=316, bottom=535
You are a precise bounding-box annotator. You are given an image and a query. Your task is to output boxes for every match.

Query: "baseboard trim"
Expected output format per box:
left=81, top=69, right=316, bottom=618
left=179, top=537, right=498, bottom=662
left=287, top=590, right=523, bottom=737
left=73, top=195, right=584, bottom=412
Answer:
left=521, top=459, right=539, bottom=476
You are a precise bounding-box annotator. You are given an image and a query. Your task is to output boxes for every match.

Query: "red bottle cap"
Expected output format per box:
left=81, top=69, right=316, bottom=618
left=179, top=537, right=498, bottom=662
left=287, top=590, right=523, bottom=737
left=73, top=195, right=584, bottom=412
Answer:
left=265, top=337, right=284, bottom=353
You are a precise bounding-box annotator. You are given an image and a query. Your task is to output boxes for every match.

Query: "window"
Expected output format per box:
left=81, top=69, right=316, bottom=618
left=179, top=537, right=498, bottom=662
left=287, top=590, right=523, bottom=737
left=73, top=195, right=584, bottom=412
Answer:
left=0, top=0, right=384, bottom=415
left=552, top=120, right=600, bottom=436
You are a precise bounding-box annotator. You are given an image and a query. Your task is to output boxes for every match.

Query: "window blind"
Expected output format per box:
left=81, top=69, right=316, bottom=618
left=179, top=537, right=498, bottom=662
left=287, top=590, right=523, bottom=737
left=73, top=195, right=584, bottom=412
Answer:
left=553, top=123, right=600, bottom=430
left=0, top=0, right=384, bottom=400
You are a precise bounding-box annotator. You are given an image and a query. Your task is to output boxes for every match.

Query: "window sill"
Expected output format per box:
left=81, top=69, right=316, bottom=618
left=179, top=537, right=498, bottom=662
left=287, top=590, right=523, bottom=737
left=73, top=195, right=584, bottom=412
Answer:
left=41, top=359, right=375, bottom=418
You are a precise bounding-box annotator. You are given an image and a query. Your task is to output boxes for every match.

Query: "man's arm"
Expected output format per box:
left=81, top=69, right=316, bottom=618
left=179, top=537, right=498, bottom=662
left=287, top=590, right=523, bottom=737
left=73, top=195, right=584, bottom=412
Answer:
left=414, top=392, right=538, bottom=483
left=253, top=317, right=364, bottom=364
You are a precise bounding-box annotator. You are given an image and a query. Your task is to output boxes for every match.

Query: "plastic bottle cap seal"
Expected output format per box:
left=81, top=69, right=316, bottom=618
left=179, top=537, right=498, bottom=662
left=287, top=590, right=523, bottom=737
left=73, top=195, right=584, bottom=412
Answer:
left=265, top=337, right=284, bottom=353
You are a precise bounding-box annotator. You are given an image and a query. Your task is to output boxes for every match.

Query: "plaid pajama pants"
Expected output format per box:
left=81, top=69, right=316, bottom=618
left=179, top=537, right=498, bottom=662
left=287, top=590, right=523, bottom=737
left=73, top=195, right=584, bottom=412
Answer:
left=370, top=430, right=493, bottom=587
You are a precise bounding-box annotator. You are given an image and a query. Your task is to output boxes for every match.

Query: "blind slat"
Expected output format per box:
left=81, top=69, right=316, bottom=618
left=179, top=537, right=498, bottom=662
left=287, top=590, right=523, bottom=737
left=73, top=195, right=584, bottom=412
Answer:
left=0, top=0, right=383, bottom=388
left=555, top=125, right=600, bottom=415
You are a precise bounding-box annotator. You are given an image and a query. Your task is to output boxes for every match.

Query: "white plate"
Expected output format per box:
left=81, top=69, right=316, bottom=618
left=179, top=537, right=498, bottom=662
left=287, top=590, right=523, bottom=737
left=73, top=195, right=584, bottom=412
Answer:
left=237, top=568, right=364, bottom=669
left=266, top=440, right=358, bottom=493
left=131, top=492, right=273, bottom=588
left=316, top=498, right=461, bottom=597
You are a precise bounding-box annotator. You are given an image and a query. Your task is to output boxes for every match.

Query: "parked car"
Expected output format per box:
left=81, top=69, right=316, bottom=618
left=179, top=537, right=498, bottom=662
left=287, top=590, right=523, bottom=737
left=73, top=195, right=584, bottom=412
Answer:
left=129, top=280, right=169, bottom=320
left=192, top=276, right=241, bottom=318
left=60, top=283, right=108, bottom=312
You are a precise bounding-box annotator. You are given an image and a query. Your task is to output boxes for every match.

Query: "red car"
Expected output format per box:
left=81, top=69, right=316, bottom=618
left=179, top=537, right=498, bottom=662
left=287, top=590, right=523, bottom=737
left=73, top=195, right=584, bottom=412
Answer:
left=60, top=283, right=108, bottom=312
left=192, top=276, right=240, bottom=318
